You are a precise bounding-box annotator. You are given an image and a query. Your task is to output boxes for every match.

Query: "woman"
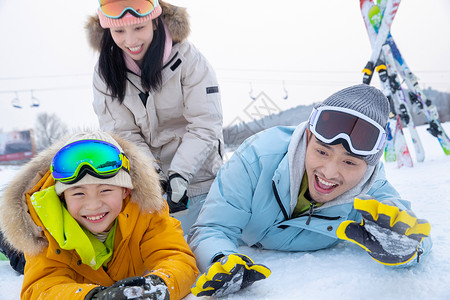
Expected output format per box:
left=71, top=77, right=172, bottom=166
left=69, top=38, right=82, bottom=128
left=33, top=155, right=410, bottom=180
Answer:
left=86, top=0, right=224, bottom=234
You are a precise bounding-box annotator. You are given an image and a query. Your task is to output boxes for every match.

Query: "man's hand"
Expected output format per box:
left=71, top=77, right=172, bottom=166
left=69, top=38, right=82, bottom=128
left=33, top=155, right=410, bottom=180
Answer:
left=191, top=254, right=271, bottom=297
left=337, top=196, right=431, bottom=265
left=85, top=275, right=169, bottom=300
left=166, top=174, right=189, bottom=213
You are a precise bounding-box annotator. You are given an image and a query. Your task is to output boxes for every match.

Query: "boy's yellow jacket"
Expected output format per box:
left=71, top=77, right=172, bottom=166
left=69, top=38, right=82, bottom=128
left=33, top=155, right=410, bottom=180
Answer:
left=0, top=132, right=198, bottom=300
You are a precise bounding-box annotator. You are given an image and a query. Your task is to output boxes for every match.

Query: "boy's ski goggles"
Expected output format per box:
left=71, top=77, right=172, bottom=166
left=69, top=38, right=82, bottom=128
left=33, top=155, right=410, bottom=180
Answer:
left=99, top=0, right=159, bottom=19
left=308, top=106, right=386, bottom=156
left=51, top=139, right=130, bottom=184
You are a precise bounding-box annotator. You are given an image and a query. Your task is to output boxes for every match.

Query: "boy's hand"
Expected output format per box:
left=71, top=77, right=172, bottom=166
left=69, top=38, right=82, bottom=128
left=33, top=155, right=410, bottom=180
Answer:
left=336, top=196, right=431, bottom=265
left=191, top=253, right=271, bottom=297
left=85, top=275, right=169, bottom=300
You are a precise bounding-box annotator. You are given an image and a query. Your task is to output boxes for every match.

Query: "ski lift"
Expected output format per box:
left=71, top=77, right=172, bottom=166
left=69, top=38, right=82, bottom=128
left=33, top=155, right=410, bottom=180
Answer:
left=30, top=90, right=40, bottom=107
left=282, top=80, right=288, bottom=100
left=249, top=82, right=256, bottom=100
left=11, top=92, right=22, bottom=109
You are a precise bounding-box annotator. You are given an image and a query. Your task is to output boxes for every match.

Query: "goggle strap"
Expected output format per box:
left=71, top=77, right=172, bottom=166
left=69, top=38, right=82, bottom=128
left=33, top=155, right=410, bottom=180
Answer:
left=121, top=154, right=130, bottom=173
left=377, top=132, right=387, bottom=151
left=308, top=108, right=318, bottom=126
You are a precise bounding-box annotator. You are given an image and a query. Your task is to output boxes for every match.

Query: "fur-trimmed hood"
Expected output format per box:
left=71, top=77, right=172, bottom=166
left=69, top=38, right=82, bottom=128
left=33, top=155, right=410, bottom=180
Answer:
left=0, top=131, right=164, bottom=256
left=85, top=1, right=190, bottom=52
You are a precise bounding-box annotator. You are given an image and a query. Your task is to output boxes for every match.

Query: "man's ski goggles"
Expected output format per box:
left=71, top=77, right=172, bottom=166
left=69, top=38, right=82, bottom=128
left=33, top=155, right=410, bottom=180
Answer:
left=99, top=0, right=159, bottom=19
left=51, top=139, right=130, bottom=184
left=308, top=106, right=386, bottom=156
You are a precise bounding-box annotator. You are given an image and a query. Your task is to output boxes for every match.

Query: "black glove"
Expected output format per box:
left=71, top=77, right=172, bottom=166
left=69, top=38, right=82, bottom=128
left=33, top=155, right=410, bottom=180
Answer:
left=0, top=231, right=25, bottom=274
left=166, top=173, right=189, bottom=214
left=191, top=253, right=271, bottom=297
left=85, top=275, right=169, bottom=300
left=336, top=196, right=431, bottom=265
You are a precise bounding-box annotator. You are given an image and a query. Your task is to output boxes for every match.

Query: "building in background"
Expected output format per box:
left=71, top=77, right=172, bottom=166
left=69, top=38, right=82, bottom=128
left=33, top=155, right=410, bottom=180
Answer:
left=0, top=130, right=36, bottom=163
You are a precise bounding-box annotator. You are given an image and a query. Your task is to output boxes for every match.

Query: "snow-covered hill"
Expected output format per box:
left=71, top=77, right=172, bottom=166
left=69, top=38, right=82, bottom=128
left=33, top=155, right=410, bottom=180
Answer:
left=1, top=123, right=450, bottom=300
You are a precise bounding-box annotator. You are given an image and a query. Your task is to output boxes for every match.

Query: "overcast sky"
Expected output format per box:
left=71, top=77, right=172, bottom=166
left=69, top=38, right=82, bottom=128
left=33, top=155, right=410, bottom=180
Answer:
left=0, top=0, right=449, bottom=132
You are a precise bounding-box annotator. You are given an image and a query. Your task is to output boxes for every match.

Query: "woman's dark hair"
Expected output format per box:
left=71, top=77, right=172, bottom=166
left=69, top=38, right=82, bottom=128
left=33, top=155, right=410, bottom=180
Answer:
left=98, top=17, right=166, bottom=103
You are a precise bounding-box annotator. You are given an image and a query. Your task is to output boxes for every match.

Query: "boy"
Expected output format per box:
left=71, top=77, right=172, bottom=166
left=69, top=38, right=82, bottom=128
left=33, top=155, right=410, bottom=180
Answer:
left=0, top=131, right=198, bottom=300
left=188, top=84, right=431, bottom=297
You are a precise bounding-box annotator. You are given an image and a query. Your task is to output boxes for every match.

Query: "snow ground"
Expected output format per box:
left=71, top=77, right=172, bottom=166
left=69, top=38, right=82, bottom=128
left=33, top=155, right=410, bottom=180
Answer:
left=1, top=123, right=450, bottom=300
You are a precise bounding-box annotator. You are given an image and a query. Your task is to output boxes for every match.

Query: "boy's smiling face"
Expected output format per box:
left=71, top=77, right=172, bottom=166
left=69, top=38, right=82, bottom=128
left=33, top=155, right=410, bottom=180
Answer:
left=305, top=131, right=368, bottom=203
left=64, top=184, right=129, bottom=233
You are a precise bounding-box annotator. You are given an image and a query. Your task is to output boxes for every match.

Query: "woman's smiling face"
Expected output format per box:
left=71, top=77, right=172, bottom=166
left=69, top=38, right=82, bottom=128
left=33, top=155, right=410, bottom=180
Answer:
left=110, top=19, right=155, bottom=64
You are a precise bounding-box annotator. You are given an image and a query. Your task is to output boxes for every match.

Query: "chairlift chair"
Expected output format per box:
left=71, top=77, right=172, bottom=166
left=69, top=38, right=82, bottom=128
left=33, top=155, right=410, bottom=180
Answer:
left=30, top=90, right=40, bottom=107
left=11, top=92, right=22, bottom=109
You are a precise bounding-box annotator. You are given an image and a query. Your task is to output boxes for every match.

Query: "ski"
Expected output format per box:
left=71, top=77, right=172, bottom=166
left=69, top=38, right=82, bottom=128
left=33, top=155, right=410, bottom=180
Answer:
left=361, top=0, right=401, bottom=85
left=375, top=55, right=415, bottom=165
left=384, top=115, right=397, bottom=162
left=381, top=44, right=425, bottom=162
left=388, top=40, right=450, bottom=155
left=393, top=114, right=413, bottom=168
left=371, top=0, right=450, bottom=155
left=360, top=0, right=415, bottom=165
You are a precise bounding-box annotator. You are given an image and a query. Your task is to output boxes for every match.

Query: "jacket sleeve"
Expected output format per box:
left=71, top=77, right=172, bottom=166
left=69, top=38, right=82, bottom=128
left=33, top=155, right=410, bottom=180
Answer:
left=21, top=253, right=97, bottom=300
left=140, top=205, right=199, bottom=300
left=91, top=66, right=157, bottom=163
left=188, top=152, right=256, bottom=273
left=367, top=162, right=432, bottom=267
left=168, top=42, right=223, bottom=181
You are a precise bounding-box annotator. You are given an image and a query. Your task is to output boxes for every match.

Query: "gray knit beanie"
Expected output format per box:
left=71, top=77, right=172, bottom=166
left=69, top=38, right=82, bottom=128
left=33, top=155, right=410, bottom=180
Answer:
left=315, top=84, right=389, bottom=165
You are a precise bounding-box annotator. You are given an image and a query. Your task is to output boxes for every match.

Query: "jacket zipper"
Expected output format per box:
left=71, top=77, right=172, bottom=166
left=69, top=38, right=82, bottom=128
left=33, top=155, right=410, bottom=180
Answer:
left=273, top=180, right=340, bottom=226
left=306, top=200, right=316, bottom=225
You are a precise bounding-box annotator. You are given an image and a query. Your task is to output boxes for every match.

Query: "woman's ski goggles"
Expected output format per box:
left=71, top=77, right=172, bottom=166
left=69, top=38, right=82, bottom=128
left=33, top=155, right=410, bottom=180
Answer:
left=99, top=0, right=159, bottom=19
left=51, top=139, right=130, bottom=184
left=308, top=106, right=386, bottom=156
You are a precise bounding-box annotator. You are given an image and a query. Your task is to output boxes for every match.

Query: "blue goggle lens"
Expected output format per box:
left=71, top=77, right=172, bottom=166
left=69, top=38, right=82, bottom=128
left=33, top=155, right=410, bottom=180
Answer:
left=51, top=139, right=129, bottom=183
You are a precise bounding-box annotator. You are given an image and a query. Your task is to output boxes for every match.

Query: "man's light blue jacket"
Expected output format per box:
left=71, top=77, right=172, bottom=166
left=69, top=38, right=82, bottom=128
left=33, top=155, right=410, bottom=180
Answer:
left=188, top=124, right=432, bottom=272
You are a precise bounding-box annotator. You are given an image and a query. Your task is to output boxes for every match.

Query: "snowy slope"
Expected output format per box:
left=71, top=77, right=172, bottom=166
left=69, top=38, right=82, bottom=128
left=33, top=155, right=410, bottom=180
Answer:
left=1, top=123, right=450, bottom=300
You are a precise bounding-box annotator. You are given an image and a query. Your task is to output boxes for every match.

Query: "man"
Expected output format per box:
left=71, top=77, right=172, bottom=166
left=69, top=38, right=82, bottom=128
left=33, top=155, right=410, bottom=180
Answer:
left=188, top=84, right=431, bottom=297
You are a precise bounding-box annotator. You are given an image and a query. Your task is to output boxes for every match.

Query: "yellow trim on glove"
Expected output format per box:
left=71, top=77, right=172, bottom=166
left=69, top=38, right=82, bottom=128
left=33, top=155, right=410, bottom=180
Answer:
left=191, top=254, right=271, bottom=297
left=336, top=220, right=371, bottom=252
left=353, top=198, right=431, bottom=237
left=406, top=222, right=431, bottom=237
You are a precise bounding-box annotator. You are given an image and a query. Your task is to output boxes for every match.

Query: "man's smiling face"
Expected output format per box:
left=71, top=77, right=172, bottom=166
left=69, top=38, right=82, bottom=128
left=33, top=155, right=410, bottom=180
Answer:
left=304, top=131, right=368, bottom=203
